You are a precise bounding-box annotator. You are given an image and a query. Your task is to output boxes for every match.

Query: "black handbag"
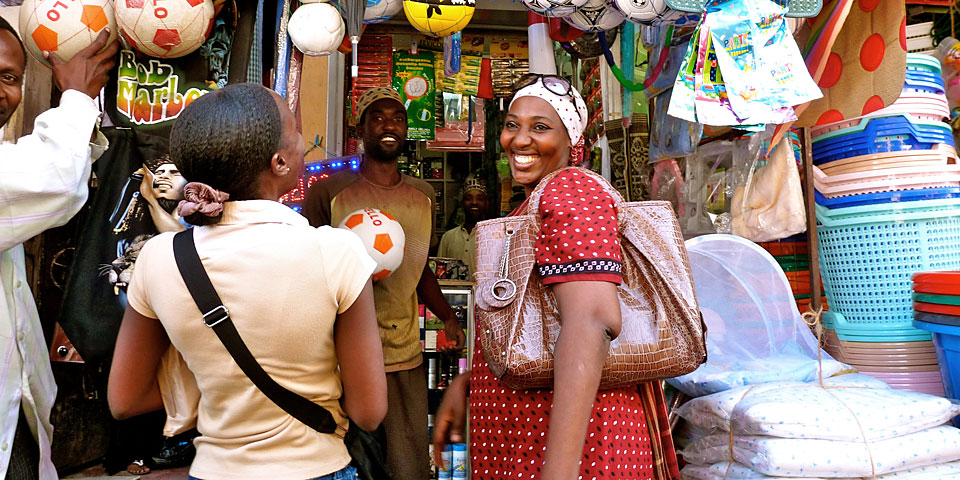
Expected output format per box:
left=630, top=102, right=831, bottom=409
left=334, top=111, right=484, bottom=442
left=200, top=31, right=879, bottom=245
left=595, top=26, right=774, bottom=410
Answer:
left=171, top=229, right=391, bottom=480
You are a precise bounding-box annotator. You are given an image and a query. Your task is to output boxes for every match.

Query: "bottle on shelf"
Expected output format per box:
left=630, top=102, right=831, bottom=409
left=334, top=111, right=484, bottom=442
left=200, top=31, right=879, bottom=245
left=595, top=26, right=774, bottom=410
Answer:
left=427, top=358, right=438, bottom=390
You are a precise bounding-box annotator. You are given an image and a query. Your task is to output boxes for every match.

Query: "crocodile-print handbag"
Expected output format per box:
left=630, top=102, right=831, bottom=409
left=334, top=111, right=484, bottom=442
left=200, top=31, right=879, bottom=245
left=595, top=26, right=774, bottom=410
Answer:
left=474, top=167, right=707, bottom=390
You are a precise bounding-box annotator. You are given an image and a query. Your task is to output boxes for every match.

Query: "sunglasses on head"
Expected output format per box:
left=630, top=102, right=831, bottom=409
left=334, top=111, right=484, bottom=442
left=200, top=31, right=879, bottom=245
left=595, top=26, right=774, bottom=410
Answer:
left=512, top=74, right=582, bottom=121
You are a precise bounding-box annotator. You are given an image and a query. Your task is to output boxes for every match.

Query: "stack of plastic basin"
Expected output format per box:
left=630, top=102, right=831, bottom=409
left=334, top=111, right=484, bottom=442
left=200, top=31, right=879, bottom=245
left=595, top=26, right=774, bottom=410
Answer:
left=812, top=54, right=960, bottom=393
left=757, top=235, right=828, bottom=312
left=912, top=272, right=960, bottom=406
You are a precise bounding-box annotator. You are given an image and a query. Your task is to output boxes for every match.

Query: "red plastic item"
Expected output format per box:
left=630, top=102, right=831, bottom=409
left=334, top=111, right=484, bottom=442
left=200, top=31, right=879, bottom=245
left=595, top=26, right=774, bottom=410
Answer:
left=549, top=17, right=584, bottom=42
left=477, top=57, right=493, bottom=99
left=912, top=271, right=960, bottom=295
left=914, top=301, right=960, bottom=316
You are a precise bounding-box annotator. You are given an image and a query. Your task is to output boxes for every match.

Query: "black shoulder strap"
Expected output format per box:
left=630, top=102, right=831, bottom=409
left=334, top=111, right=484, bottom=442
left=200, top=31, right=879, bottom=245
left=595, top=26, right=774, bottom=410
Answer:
left=171, top=229, right=340, bottom=435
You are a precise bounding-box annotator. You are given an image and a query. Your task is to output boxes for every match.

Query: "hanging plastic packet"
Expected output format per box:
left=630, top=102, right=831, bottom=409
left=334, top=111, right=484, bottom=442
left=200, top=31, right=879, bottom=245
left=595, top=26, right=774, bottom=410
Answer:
left=694, top=26, right=742, bottom=125
left=706, top=0, right=820, bottom=124
left=651, top=88, right=704, bottom=162
left=753, top=1, right=822, bottom=108
left=667, top=24, right=701, bottom=122
left=444, top=32, right=462, bottom=77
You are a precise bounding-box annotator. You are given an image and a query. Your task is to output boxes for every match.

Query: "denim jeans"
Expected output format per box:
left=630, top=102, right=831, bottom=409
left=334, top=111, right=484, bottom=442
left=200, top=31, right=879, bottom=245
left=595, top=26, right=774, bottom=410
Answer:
left=189, top=465, right=357, bottom=480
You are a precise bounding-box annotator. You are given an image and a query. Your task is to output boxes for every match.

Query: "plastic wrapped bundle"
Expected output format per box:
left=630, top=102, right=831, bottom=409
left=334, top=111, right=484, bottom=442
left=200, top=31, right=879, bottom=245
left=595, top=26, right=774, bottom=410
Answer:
left=675, top=374, right=960, bottom=442
left=682, top=426, right=960, bottom=477
left=682, top=460, right=960, bottom=479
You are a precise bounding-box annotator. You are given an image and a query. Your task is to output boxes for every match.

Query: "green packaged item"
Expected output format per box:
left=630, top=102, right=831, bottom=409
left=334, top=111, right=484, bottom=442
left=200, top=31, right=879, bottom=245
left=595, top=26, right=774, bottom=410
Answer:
left=394, top=50, right=437, bottom=140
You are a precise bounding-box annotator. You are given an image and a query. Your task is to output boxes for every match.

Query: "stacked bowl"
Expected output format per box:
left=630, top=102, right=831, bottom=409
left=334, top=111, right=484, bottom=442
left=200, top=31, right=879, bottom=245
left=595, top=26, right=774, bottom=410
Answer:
left=758, top=235, right=828, bottom=312
left=912, top=272, right=960, bottom=406
left=812, top=54, right=960, bottom=394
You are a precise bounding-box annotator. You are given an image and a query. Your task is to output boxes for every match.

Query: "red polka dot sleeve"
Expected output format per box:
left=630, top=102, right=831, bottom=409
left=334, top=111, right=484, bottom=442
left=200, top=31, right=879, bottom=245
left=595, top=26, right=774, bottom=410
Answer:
left=534, top=169, right=622, bottom=286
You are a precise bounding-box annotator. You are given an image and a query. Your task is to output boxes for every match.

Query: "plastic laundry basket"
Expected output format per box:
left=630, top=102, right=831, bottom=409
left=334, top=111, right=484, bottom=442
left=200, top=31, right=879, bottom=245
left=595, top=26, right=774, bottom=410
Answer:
left=817, top=202, right=960, bottom=333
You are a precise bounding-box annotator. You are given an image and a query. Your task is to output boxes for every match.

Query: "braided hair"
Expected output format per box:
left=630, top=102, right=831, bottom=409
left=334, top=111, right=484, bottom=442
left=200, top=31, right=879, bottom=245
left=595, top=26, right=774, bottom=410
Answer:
left=0, top=15, right=25, bottom=63
left=169, top=83, right=282, bottom=225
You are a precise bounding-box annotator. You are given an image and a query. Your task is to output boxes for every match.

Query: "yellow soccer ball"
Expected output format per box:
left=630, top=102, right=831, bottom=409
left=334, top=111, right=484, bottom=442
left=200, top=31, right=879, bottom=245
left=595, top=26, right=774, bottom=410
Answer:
left=402, top=0, right=475, bottom=37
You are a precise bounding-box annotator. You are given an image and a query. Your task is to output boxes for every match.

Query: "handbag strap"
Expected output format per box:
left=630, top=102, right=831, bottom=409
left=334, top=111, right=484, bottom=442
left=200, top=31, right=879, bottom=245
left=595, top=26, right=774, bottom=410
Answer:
left=171, top=228, right=342, bottom=436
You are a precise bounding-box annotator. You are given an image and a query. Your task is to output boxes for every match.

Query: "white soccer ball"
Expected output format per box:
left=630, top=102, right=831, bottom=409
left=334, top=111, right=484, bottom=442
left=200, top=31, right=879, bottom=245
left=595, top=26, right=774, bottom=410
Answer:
left=337, top=208, right=406, bottom=282
left=18, top=0, right=118, bottom=68
left=365, top=0, right=403, bottom=23
left=115, top=0, right=215, bottom=59
left=288, top=3, right=345, bottom=56
left=522, top=0, right=588, bottom=18
left=611, top=0, right=669, bottom=24
left=563, top=0, right=625, bottom=32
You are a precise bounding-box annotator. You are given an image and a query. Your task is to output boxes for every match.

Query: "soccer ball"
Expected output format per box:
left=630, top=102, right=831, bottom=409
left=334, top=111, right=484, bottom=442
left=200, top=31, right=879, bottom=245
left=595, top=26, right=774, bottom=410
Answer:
left=522, top=0, right=589, bottom=18
left=288, top=3, right=345, bottom=56
left=365, top=0, right=403, bottom=23
left=338, top=208, right=406, bottom=282
left=18, top=0, right=118, bottom=68
left=611, top=0, right=669, bottom=24
left=115, top=0, right=215, bottom=59
left=403, top=0, right=476, bottom=37
left=563, top=0, right=625, bottom=33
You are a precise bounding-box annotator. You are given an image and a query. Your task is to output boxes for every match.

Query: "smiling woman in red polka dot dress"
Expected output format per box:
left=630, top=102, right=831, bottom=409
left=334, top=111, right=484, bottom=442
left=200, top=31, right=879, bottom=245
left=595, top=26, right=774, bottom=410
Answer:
left=433, top=76, right=680, bottom=480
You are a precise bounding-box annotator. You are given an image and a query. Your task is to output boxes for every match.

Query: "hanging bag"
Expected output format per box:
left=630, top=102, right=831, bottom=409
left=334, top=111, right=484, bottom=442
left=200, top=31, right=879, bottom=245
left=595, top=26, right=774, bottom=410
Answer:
left=170, top=229, right=390, bottom=480
left=474, top=167, right=707, bottom=390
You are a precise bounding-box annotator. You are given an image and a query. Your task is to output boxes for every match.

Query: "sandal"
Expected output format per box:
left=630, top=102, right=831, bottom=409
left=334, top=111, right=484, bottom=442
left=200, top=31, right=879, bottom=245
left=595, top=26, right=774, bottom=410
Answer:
left=127, top=459, right=151, bottom=475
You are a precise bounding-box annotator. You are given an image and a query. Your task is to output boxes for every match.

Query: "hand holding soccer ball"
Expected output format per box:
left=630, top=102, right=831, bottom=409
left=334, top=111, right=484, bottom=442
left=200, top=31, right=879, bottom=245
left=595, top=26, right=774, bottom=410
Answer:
left=338, top=208, right=406, bottom=282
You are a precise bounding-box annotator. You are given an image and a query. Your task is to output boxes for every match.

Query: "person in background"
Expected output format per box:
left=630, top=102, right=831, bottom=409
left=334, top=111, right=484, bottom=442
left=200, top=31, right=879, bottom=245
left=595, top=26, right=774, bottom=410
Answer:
left=0, top=18, right=116, bottom=480
left=304, top=85, right=466, bottom=480
left=433, top=75, right=681, bottom=480
left=437, top=176, right=489, bottom=278
left=107, top=83, right=387, bottom=480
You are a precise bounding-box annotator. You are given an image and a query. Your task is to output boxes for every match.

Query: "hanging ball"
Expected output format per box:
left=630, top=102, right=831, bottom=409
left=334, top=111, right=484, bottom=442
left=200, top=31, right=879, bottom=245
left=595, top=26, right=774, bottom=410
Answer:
left=403, top=0, right=476, bottom=37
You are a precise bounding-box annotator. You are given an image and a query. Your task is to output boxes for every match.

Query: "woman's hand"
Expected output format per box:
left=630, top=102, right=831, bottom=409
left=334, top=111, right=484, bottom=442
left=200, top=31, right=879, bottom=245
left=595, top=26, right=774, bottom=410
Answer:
left=433, top=372, right=470, bottom=469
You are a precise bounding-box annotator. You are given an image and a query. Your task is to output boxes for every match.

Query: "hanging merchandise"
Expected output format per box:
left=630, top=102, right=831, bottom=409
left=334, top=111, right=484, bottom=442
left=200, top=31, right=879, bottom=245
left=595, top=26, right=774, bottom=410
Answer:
left=643, top=27, right=689, bottom=97
left=650, top=88, right=703, bottom=162
left=665, top=0, right=822, bottom=17
left=548, top=17, right=585, bottom=42
left=611, top=0, right=671, bottom=23
left=114, top=0, right=215, bottom=59
left=364, top=0, right=404, bottom=23
left=561, top=28, right=617, bottom=58
left=668, top=0, right=822, bottom=126
left=522, top=0, right=588, bottom=18
left=730, top=137, right=806, bottom=242
left=287, top=3, right=346, bottom=56
left=103, top=1, right=249, bottom=137
left=394, top=50, right=437, bottom=140
left=18, top=0, right=119, bottom=68
left=562, top=0, right=625, bottom=33
left=444, top=32, right=462, bottom=75
left=424, top=35, right=482, bottom=95
left=343, top=0, right=366, bottom=77
left=490, top=37, right=529, bottom=97
left=403, top=0, right=476, bottom=37
left=529, top=13, right=558, bottom=75
left=349, top=35, right=394, bottom=124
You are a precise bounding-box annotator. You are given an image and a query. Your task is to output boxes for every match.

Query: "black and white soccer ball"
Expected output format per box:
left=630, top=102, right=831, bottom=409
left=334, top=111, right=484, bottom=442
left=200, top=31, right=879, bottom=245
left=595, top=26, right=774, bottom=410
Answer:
left=562, top=0, right=625, bottom=32
left=522, top=0, right=589, bottom=18
left=611, top=0, right=670, bottom=24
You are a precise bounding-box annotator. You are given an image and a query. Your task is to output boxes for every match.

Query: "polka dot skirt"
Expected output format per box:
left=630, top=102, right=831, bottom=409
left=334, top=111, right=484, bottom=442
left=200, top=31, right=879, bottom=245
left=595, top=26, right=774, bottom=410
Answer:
left=469, top=169, right=653, bottom=479
left=470, top=349, right=654, bottom=480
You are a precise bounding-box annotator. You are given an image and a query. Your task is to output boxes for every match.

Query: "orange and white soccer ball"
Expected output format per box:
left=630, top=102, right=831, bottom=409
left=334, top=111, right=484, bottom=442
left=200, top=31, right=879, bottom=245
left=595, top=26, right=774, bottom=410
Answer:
left=115, top=0, right=215, bottom=59
left=338, top=208, right=406, bottom=282
left=18, top=0, right=118, bottom=68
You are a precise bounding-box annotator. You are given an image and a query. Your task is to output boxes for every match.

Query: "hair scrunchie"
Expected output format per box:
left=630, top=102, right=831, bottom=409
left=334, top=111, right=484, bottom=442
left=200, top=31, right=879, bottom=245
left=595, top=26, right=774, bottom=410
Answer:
left=177, top=182, right=230, bottom=218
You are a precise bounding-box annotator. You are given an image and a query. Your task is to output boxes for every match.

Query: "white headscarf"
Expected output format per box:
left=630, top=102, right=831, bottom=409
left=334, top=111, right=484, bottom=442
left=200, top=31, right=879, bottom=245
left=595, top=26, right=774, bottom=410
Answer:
left=508, top=78, right=589, bottom=146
